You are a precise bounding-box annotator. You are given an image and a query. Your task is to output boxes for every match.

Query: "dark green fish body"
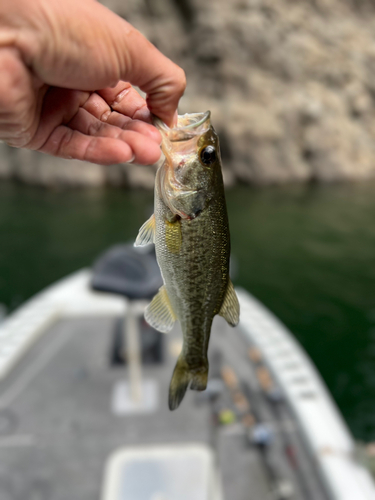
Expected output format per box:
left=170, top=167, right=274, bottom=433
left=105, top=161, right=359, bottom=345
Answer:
left=135, top=111, right=239, bottom=410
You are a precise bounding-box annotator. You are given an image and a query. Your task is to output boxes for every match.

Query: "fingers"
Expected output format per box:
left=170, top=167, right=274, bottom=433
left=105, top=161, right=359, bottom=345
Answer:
left=82, top=90, right=161, bottom=143
left=28, top=86, right=161, bottom=164
left=66, top=107, right=161, bottom=164
left=26, top=87, right=91, bottom=150
left=40, top=126, right=135, bottom=165
left=39, top=116, right=162, bottom=166
left=9, top=0, right=185, bottom=126
left=96, top=83, right=151, bottom=123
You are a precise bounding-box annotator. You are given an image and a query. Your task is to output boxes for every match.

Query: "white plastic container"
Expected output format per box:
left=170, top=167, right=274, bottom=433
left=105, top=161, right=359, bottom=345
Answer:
left=101, top=444, right=222, bottom=500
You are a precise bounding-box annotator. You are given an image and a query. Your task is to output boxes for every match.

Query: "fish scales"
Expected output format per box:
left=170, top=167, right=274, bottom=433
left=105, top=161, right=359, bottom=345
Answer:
left=155, top=184, right=229, bottom=362
left=135, top=111, right=239, bottom=410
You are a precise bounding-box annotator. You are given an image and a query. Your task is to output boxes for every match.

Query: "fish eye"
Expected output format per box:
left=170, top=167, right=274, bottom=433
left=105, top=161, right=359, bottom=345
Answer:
left=200, top=145, right=216, bottom=165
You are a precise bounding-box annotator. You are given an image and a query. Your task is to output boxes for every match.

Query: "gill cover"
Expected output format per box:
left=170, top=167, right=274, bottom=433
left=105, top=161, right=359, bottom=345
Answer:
left=154, top=112, right=214, bottom=220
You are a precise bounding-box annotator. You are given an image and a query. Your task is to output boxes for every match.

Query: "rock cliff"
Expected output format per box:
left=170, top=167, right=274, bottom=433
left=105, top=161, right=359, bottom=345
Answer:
left=1, top=0, right=375, bottom=187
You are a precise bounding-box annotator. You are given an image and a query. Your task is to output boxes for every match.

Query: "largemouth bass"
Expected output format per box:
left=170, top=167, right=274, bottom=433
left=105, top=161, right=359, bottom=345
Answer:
left=135, top=111, right=239, bottom=410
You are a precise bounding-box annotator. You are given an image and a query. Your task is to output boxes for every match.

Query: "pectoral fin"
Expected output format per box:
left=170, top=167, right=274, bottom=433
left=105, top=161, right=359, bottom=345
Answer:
left=145, top=285, right=176, bottom=333
left=134, top=214, right=155, bottom=247
left=219, top=280, right=240, bottom=327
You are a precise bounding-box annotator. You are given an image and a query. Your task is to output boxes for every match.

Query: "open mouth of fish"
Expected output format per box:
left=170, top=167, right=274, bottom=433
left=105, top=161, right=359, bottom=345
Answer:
left=153, top=111, right=211, bottom=142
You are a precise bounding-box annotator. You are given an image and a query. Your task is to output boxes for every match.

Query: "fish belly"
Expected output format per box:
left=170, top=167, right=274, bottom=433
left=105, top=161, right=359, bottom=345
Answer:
left=154, top=192, right=230, bottom=364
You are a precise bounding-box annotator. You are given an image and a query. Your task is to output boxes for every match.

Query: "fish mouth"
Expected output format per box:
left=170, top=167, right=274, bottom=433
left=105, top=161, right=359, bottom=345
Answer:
left=153, top=111, right=211, bottom=142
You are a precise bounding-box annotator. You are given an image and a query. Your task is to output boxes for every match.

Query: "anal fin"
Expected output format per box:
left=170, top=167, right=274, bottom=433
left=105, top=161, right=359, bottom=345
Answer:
left=219, top=279, right=240, bottom=327
left=145, top=285, right=176, bottom=333
left=134, top=214, right=155, bottom=247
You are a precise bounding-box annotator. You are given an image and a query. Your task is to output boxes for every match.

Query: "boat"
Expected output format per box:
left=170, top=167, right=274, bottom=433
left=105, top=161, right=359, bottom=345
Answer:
left=0, top=244, right=374, bottom=500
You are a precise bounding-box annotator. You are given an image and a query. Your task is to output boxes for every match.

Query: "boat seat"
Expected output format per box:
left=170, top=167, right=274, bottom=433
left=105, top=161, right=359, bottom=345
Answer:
left=91, top=244, right=162, bottom=300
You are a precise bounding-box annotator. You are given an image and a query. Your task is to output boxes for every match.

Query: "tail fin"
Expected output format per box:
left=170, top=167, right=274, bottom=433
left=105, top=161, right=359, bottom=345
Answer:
left=168, top=356, right=208, bottom=411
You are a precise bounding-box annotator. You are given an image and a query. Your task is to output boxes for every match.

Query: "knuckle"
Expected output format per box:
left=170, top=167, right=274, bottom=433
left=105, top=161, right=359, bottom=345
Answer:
left=55, top=128, right=74, bottom=157
left=0, top=48, right=36, bottom=147
left=84, top=138, right=101, bottom=163
left=0, top=50, right=26, bottom=107
left=87, top=120, right=103, bottom=137
left=0, top=119, right=34, bottom=148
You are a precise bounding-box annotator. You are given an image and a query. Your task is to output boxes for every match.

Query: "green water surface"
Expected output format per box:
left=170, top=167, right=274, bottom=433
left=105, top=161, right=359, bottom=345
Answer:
left=0, top=181, right=375, bottom=441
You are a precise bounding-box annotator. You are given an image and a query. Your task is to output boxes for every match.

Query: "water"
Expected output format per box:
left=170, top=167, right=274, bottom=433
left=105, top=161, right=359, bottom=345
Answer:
left=0, top=181, right=375, bottom=441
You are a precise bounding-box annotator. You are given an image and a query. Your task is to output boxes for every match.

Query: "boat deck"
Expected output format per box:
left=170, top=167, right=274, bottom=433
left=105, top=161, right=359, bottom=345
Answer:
left=0, top=312, right=328, bottom=500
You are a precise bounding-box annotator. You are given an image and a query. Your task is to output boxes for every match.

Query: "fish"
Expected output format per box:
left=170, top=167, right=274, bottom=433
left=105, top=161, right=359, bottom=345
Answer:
left=135, top=111, right=240, bottom=410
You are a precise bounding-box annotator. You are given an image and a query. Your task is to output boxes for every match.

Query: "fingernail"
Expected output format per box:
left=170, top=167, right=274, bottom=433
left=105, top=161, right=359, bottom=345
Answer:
left=113, top=88, right=131, bottom=105
left=101, top=110, right=111, bottom=122
left=128, top=154, right=135, bottom=164
left=133, top=107, right=151, bottom=123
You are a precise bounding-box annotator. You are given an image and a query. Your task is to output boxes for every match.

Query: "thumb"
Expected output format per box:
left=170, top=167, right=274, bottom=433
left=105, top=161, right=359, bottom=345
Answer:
left=9, top=0, right=186, bottom=126
left=120, top=30, right=186, bottom=127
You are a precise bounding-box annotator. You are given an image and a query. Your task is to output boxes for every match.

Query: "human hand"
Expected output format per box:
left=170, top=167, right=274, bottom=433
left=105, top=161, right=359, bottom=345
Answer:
left=0, top=0, right=186, bottom=165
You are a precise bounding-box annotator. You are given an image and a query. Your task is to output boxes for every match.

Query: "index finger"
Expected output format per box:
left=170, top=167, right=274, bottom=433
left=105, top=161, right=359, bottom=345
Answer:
left=97, top=82, right=152, bottom=123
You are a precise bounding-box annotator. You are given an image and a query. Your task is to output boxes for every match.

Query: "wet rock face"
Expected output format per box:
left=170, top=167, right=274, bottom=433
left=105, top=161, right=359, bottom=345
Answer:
left=170, top=0, right=375, bottom=184
left=2, top=0, right=375, bottom=187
